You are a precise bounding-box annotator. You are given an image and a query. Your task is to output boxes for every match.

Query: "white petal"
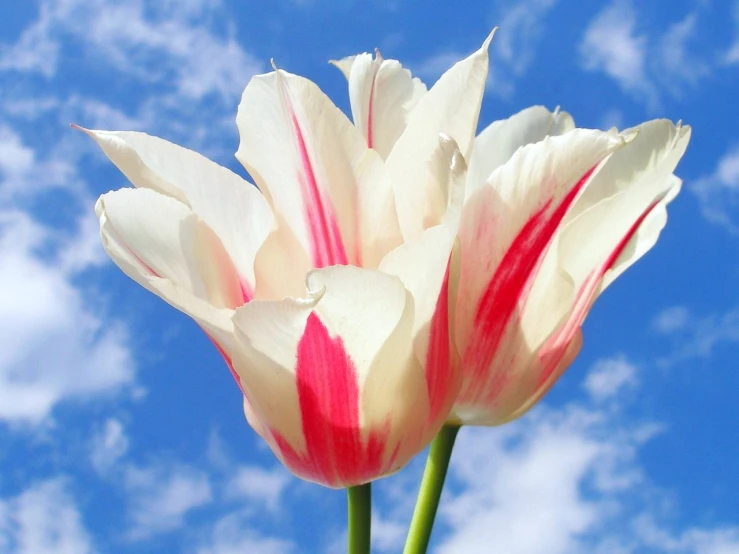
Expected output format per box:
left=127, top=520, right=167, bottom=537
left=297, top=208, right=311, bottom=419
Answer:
left=385, top=31, right=494, bottom=241
left=574, top=120, right=691, bottom=289
left=81, top=128, right=272, bottom=297
left=331, top=51, right=427, bottom=159
left=466, top=105, right=575, bottom=199
left=96, top=187, right=237, bottom=343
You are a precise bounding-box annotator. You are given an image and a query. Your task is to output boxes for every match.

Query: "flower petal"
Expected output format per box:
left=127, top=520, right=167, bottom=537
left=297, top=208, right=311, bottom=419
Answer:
left=231, top=266, right=430, bottom=488
left=330, top=51, right=427, bottom=159
left=81, top=128, right=272, bottom=299
left=466, top=105, right=575, bottom=199
left=385, top=30, right=494, bottom=241
left=568, top=119, right=692, bottom=289
left=452, top=120, right=690, bottom=425
left=236, top=69, right=369, bottom=268
left=96, top=187, right=238, bottom=347
left=453, top=129, right=626, bottom=415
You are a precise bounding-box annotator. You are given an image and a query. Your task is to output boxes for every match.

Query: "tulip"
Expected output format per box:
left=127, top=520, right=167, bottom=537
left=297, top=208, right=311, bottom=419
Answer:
left=82, top=33, right=494, bottom=492
left=451, top=112, right=690, bottom=425
left=333, top=39, right=690, bottom=554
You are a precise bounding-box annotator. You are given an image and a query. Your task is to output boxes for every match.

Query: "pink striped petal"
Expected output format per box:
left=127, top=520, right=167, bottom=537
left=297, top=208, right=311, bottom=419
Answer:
left=96, top=188, right=238, bottom=371
left=230, top=266, right=431, bottom=488
left=81, top=128, right=271, bottom=299
left=236, top=69, right=366, bottom=270
left=497, top=203, right=659, bottom=424
left=97, top=188, right=245, bottom=310
left=452, top=120, right=690, bottom=425
left=453, top=130, right=626, bottom=413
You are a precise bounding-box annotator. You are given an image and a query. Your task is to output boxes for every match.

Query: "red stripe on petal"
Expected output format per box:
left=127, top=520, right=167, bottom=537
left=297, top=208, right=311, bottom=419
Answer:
left=291, top=113, right=349, bottom=268
left=424, top=260, right=456, bottom=428
left=461, top=166, right=598, bottom=397
left=271, top=312, right=391, bottom=487
left=536, top=202, right=657, bottom=386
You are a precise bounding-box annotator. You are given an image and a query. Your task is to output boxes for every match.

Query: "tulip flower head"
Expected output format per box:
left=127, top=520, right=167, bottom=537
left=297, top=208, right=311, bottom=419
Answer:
left=84, top=29, right=689, bottom=489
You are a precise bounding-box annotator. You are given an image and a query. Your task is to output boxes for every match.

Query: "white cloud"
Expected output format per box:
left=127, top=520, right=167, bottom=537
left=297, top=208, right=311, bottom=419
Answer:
left=582, top=356, right=638, bottom=401
left=0, top=9, right=59, bottom=78
left=437, top=411, right=617, bottom=554
left=579, top=1, right=657, bottom=109
left=0, top=121, right=136, bottom=424
left=196, top=511, right=294, bottom=554
left=125, top=463, right=213, bottom=539
left=492, top=0, right=558, bottom=75
left=0, top=209, right=135, bottom=423
left=653, top=306, right=691, bottom=334
left=657, top=14, right=710, bottom=90
left=368, top=356, right=737, bottom=554
left=635, top=515, right=739, bottom=553
left=725, top=0, right=739, bottom=64
left=90, top=418, right=129, bottom=474
left=0, top=479, right=93, bottom=554
left=0, top=125, right=78, bottom=202
left=0, top=0, right=261, bottom=104
left=226, top=465, right=291, bottom=513
left=691, top=145, right=739, bottom=233
left=432, top=401, right=737, bottom=554
left=411, top=0, right=558, bottom=97
left=656, top=306, right=739, bottom=367
left=579, top=2, right=710, bottom=110
left=371, top=511, right=407, bottom=552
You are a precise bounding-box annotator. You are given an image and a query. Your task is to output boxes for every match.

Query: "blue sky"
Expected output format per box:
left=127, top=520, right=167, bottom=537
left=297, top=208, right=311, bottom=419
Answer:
left=0, top=0, right=737, bottom=552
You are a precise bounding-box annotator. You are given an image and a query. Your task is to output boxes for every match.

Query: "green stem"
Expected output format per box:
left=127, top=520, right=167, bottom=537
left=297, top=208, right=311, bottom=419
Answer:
left=347, top=482, right=372, bottom=554
left=403, top=424, right=461, bottom=554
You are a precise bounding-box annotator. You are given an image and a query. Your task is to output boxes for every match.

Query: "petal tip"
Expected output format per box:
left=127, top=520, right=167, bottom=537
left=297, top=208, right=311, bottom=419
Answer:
left=483, top=27, right=498, bottom=50
left=621, top=129, right=639, bottom=145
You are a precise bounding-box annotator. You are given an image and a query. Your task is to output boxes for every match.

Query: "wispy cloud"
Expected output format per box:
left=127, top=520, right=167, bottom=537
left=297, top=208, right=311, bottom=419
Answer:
left=654, top=306, right=739, bottom=367
left=90, top=418, right=130, bottom=474
left=725, top=0, right=739, bottom=64
left=196, top=511, right=294, bottom=554
left=0, top=208, right=135, bottom=423
left=582, top=356, right=638, bottom=401
left=225, top=465, right=291, bottom=513
left=410, top=0, right=559, bottom=97
left=125, top=463, right=213, bottom=539
left=579, top=1, right=710, bottom=111
left=0, top=0, right=261, bottom=104
left=370, top=356, right=737, bottom=553
left=490, top=0, right=559, bottom=94
left=691, top=144, right=739, bottom=233
left=0, top=479, right=93, bottom=554
left=652, top=306, right=691, bottom=335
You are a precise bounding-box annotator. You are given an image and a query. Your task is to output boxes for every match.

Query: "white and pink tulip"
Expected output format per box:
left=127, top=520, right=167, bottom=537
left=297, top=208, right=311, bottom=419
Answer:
left=84, top=31, right=689, bottom=488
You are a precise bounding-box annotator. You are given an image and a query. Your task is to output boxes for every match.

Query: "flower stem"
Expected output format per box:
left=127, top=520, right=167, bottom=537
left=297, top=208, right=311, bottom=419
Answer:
left=403, top=424, right=461, bottom=554
left=347, top=482, right=372, bottom=554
